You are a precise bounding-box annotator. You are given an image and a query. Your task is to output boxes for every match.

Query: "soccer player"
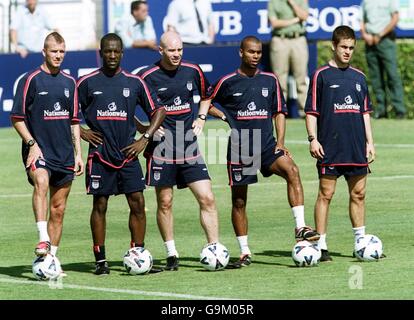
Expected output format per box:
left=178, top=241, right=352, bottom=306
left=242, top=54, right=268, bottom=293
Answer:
left=305, top=25, right=377, bottom=262
left=77, top=33, right=165, bottom=275
left=10, top=32, right=84, bottom=267
left=200, top=36, right=319, bottom=267
left=137, top=31, right=221, bottom=271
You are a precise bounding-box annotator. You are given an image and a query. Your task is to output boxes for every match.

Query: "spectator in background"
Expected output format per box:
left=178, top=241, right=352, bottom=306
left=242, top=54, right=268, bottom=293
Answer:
left=10, top=0, right=56, bottom=58
left=268, top=0, right=309, bottom=118
left=115, top=0, right=157, bottom=50
left=164, top=0, right=215, bottom=45
left=360, top=0, right=406, bottom=119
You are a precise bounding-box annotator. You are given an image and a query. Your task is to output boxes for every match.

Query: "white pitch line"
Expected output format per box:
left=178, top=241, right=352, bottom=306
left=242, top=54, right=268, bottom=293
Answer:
left=0, top=276, right=236, bottom=300
left=1, top=175, right=413, bottom=198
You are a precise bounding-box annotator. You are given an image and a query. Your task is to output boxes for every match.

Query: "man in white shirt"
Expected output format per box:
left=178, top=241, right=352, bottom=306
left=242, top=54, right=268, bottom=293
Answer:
left=115, top=0, right=157, bottom=50
left=164, top=0, right=215, bottom=45
left=10, top=0, right=55, bottom=58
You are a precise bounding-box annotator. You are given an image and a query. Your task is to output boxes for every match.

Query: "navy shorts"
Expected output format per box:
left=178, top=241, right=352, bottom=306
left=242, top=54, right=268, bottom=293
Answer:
left=146, top=155, right=210, bottom=189
left=86, top=157, right=145, bottom=195
left=26, top=158, right=75, bottom=187
left=227, top=148, right=286, bottom=186
left=317, top=165, right=370, bottom=179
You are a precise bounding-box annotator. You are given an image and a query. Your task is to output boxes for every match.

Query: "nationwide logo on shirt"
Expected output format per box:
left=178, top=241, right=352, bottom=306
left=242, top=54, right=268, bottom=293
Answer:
left=43, top=102, right=70, bottom=120
left=334, top=95, right=361, bottom=113
left=96, top=102, right=127, bottom=120
left=237, top=101, right=268, bottom=119
left=164, top=96, right=191, bottom=115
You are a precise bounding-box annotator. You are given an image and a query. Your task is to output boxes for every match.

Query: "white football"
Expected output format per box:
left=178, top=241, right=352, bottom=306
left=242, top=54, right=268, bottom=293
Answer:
left=32, top=254, right=62, bottom=280
left=354, top=234, right=383, bottom=261
left=200, top=242, right=230, bottom=271
left=123, top=247, right=153, bottom=275
left=292, top=240, right=321, bottom=267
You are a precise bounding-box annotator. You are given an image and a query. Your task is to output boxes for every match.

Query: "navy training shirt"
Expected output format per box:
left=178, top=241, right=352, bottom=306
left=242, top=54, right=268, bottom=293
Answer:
left=207, top=69, right=287, bottom=163
left=11, top=68, right=79, bottom=170
left=305, top=64, right=372, bottom=166
left=138, top=60, right=209, bottom=162
left=77, top=68, right=162, bottom=167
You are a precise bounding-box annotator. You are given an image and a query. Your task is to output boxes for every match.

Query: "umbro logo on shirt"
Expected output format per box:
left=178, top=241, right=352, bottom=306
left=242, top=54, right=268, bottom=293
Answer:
left=233, top=93, right=243, bottom=96
left=158, top=88, right=168, bottom=92
left=38, top=91, right=48, bottom=95
left=329, top=85, right=340, bottom=88
left=93, top=91, right=103, bottom=95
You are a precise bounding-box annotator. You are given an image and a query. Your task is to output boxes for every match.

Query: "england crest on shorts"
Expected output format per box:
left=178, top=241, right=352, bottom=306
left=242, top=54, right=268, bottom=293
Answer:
left=186, top=81, right=193, bottom=91
left=92, top=180, right=99, bottom=189
left=262, top=88, right=269, bottom=97
left=356, top=83, right=361, bottom=92
left=154, top=171, right=161, bottom=181
left=64, top=88, right=69, bottom=98
left=234, top=172, right=242, bottom=182
left=123, top=88, right=130, bottom=97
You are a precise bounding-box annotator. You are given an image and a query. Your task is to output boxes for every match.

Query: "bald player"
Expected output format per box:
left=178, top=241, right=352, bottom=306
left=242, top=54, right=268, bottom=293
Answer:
left=137, top=31, right=223, bottom=271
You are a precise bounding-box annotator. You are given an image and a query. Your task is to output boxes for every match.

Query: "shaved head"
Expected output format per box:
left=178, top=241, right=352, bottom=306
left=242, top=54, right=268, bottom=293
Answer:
left=160, top=31, right=182, bottom=49
left=240, top=36, right=261, bottom=50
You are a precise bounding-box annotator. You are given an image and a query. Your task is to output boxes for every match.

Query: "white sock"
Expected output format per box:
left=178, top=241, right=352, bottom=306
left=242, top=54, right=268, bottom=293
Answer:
left=352, top=226, right=366, bottom=243
left=236, top=235, right=251, bottom=256
left=291, top=205, right=306, bottom=229
left=50, top=245, right=58, bottom=256
left=164, top=240, right=178, bottom=258
left=36, top=221, right=50, bottom=242
left=318, top=234, right=328, bottom=250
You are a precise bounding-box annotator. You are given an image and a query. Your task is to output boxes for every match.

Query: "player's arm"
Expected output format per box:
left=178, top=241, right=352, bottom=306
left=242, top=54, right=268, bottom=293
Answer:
left=274, top=113, right=289, bottom=154
left=71, top=123, right=84, bottom=176
left=122, top=108, right=166, bottom=158
left=193, top=99, right=212, bottom=136
left=363, top=113, right=375, bottom=163
left=79, top=124, right=103, bottom=147
left=11, top=118, right=43, bottom=167
left=306, top=113, right=324, bottom=160
left=207, top=104, right=227, bottom=122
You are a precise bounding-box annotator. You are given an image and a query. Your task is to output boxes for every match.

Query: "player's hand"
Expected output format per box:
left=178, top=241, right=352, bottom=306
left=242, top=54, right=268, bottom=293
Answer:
left=154, top=126, right=165, bottom=139
left=275, top=145, right=292, bottom=159
left=309, top=139, right=325, bottom=160
left=366, top=142, right=375, bottom=164
left=26, top=143, right=44, bottom=168
left=192, top=118, right=205, bottom=136
left=74, top=154, right=84, bottom=176
left=81, top=129, right=103, bottom=147
left=121, top=138, right=148, bottom=158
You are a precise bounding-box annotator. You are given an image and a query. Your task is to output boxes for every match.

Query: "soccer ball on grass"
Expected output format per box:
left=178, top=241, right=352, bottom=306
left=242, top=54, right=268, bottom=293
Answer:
left=200, top=242, right=230, bottom=271
left=32, top=254, right=62, bottom=280
left=123, top=247, right=153, bottom=275
left=292, top=240, right=321, bottom=267
left=354, top=234, right=383, bottom=261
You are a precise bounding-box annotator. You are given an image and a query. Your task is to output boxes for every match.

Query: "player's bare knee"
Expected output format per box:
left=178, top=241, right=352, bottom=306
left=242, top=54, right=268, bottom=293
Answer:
left=50, top=204, right=65, bottom=222
left=232, top=197, right=246, bottom=210
left=350, top=189, right=365, bottom=202
left=318, top=189, right=335, bottom=202
left=198, top=192, right=215, bottom=210
left=158, top=198, right=173, bottom=214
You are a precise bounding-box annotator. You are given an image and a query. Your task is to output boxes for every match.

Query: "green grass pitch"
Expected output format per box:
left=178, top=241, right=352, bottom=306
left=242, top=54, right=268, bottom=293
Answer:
left=0, top=119, right=413, bottom=300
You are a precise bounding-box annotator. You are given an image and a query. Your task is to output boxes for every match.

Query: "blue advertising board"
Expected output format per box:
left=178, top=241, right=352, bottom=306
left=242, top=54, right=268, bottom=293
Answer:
left=105, top=0, right=414, bottom=42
